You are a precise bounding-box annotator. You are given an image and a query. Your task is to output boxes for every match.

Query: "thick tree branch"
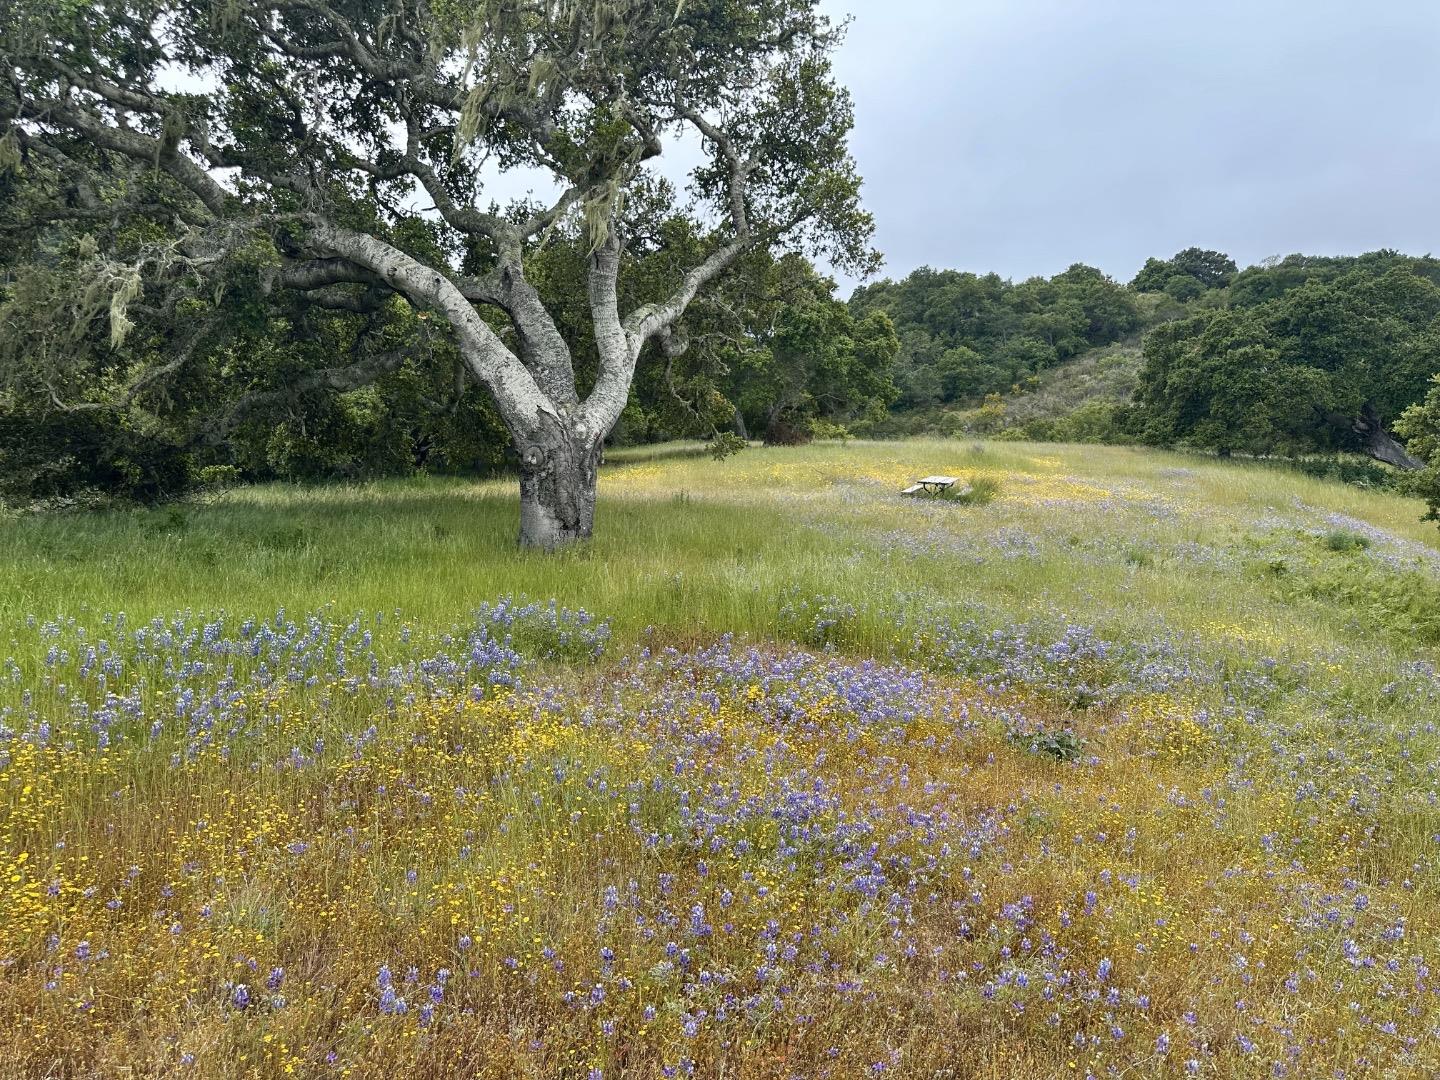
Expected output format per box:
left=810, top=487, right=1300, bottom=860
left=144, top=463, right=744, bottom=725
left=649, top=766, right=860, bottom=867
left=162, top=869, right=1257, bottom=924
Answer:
left=306, top=220, right=559, bottom=435
left=581, top=235, right=632, bottom=433
left=13, top=94, right=232, bottom=216
left=204, top=345, right=415, bottom=442
left=619, top=107, right=757, bottom=354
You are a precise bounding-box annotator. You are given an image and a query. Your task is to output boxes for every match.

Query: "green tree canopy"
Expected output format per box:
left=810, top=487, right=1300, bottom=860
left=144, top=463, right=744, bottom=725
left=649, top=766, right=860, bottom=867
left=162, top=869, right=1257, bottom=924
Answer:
left=1134, top=266, right=1440, bottom=467
left=849, top=263, right=1139, bottom=407
left=725, top=255, right=897, bottom=443
left=1131, top=248, right=1237, bottom=293
left=1397, top=375, right=1440, bottom=526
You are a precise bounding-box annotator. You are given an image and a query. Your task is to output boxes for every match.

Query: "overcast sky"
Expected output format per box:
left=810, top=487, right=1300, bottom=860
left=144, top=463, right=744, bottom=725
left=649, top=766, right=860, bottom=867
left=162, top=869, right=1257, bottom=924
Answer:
left=816, top=0, right=1440, bottom=291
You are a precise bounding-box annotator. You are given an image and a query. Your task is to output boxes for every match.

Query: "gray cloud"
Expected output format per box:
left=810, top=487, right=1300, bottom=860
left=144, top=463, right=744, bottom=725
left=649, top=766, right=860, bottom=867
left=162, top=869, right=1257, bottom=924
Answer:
left=821, top=0, right=1440, bottom=290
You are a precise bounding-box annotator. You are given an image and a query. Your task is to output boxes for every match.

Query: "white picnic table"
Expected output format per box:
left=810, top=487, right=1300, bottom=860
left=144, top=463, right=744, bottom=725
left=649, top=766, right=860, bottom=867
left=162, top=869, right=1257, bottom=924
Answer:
left=902, top=475, right=961, bottom=497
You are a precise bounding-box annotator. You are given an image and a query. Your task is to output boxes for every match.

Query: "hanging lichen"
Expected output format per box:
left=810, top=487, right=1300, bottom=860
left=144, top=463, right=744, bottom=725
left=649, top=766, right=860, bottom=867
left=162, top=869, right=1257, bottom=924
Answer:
left=208, top=0, right=244, bottom=34
left=0, top=129, right=21, bottom=174
left=582, top=180, right=626, bottom=252
left=74, top=260, right=145, bottom=350
left=158, top=108, right=186, bottom=166
left=528, top=54, right=558, bottom=96
left=107, top=266, right=144, bottom=349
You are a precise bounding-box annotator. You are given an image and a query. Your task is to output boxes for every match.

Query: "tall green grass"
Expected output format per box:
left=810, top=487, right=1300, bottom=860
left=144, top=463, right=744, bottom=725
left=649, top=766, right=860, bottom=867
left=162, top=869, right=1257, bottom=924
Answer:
left=1, top=439, right=1436, bottom=663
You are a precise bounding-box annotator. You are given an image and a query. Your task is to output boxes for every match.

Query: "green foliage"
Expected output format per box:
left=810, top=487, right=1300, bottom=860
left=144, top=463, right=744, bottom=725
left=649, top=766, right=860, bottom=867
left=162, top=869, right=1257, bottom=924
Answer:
left=1026, top=400, right=1135, bottom=444
left=851, top=263, right=1141, bottom=409
left=1131, top=248, right=1237, bottom=292
left=1133, top=262, right=1440, bottom=462
left=1321, top=529, right=1371, bottom=553
left=706, top=431, right=747, bottom=461
left=1227, top=250, right=1440, bottom=309
left=0, top=404, right=192, bottom=505
left=1284, top=456, right=1404, bottom=491
left=1396, top=373, right=1440, bottom=525
left=728, top=255, right=899, bottom=444
left=1163, top=273, right=1205, bottom=302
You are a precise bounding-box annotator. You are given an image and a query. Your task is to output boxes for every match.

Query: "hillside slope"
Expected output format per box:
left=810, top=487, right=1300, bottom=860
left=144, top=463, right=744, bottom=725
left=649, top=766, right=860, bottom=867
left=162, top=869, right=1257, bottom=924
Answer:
left=867, top=339, right=1144, bottom=440
left=997, top=340, right=1143, bottom=431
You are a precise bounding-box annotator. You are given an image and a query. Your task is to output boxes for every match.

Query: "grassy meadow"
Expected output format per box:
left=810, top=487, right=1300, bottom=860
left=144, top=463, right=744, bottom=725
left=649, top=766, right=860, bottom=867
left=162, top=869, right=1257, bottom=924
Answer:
left=1, top=439, right=1438, bottom=1077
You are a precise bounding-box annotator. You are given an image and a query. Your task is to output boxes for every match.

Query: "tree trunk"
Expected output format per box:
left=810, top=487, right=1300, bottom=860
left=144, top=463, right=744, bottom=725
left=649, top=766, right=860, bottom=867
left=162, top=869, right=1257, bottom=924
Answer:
left=1354, top=405, right=1423, bottom=470
left=517, top=422, right=601, bottom=549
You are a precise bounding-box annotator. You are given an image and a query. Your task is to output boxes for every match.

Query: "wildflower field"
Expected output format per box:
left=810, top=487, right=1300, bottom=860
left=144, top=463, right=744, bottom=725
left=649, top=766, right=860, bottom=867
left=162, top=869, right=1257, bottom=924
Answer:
left=1, top=440, right=1438, bottom=1079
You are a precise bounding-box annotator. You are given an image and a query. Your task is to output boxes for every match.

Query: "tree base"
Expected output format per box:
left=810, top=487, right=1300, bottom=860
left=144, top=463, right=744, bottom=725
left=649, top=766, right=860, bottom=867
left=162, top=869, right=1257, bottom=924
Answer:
left=764, top=416, right=812, bottom=446
left=517, top=425, right=600, bottom=549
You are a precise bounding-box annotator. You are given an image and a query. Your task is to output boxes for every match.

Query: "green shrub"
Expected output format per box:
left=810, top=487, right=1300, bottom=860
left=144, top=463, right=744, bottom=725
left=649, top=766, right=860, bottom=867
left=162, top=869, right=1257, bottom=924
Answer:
left=808, top=419, right=854, bottom=442
left=707, top=431, right=747, bottom=461
left=1012, top=727, right=1084, bottom=762
left=945, top=474, right=1001, bottom=505
left=0, top=406, right=193, bottom=505
left=1287, top=456, right=1404, bottom=491
left=1321, top=529, right=1371, bottom=553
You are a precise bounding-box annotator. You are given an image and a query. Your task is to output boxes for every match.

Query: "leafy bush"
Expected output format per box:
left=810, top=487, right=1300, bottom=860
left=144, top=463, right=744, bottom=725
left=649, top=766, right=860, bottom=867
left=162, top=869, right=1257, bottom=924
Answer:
left=1321, top=530, right=1371, bottom=553
left=945, top=475, right=1001, bottom=505
left=707, top=431, right=747, bottom=461
left=1012, top=726, right=1084, bottom=762
left=807, top=419, right=854, bottom=442
left=1285, top=456, right=1406, bottom=491
left=0, top=406, right=193, bottom=505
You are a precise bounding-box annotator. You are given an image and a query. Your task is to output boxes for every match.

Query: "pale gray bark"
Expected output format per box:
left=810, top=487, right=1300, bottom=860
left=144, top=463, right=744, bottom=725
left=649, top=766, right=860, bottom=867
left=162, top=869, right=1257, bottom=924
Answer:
left=1355, top=407, right=1423, bottom=470
left=308, top=221, right=616, bottom=547
left=517, top=422, right=601, bottom=550
left=307, top=222, right=558, bottom=440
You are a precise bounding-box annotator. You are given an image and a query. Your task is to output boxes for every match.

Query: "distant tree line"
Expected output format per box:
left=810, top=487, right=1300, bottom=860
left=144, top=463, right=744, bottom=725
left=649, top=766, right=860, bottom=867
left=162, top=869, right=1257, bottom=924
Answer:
left=853, top=248, right=1440, bottom=514
left=849, top=263, right=1144, bottom=407
left=1133, top=253, right=1440, bottom=468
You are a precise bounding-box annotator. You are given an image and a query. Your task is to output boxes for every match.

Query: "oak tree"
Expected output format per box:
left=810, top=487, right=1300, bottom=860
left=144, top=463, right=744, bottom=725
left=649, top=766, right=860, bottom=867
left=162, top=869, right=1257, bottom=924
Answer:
left=1, top=0, right=875, bottom=545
